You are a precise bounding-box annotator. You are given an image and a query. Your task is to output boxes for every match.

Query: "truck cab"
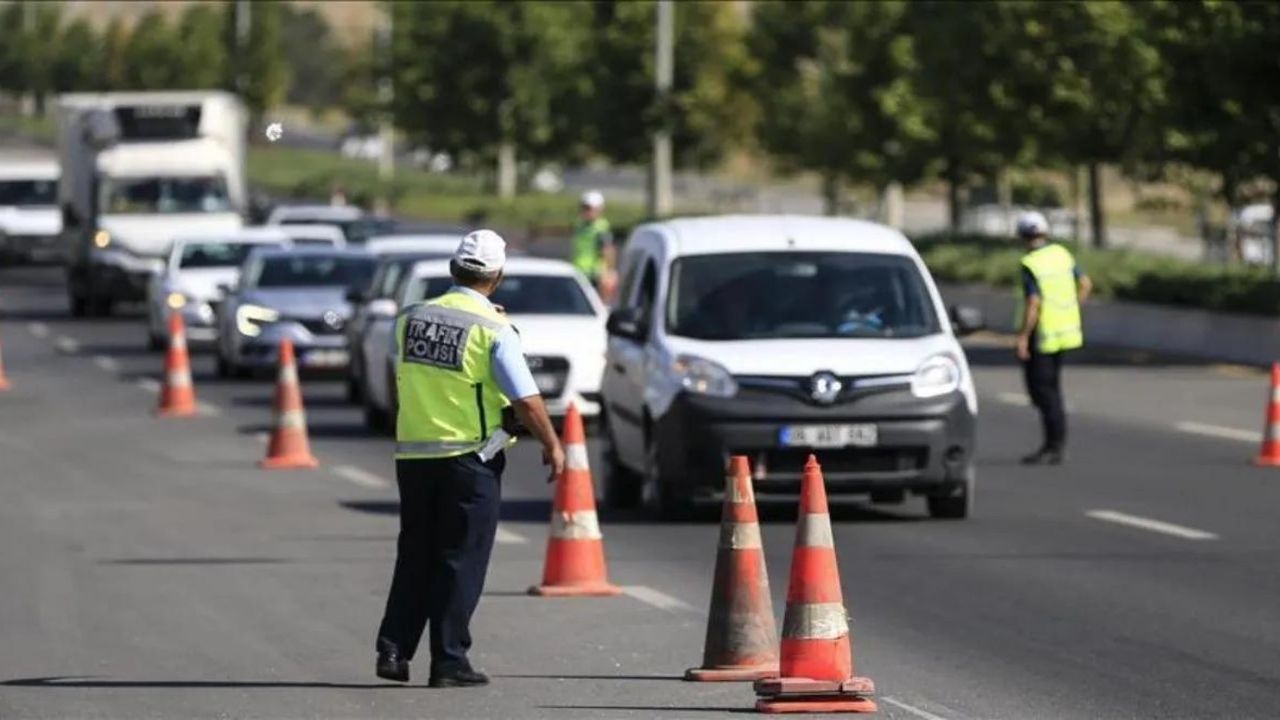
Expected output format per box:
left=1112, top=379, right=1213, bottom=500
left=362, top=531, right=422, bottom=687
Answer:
left=56, top=92, right=247, bottom=316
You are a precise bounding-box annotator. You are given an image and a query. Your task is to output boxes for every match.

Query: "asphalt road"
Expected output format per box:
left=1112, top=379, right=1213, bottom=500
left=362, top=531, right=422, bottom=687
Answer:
left=2, top=266, right=1279, bottom=720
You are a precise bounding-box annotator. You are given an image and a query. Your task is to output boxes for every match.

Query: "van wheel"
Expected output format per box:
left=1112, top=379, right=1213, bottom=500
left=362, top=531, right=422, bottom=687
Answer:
left=364, top=394, right=390, bottom=434
left=641, top=436, right=692, bottom=520
left=601, top=410, right=640, bottom=509
left=927, top=465, right=974, bottom=520
left=346, top=376, right=362, bottom=404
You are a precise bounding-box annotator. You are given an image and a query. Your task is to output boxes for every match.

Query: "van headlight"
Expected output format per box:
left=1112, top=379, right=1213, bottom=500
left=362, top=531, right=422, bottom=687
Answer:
left=236, top=304, right=280, bottom=337
left=166, top=291, right=189, bottom=310
left=911, top=354, right=961, bottom=398
left=671, top=354, right=738, bottom=398
left=93, top=229, right=111, bottom=248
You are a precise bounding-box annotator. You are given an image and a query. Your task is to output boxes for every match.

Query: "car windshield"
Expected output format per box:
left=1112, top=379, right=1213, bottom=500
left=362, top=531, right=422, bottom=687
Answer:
left=409, top=275, right=595, bottom=316
left=101, top=175, right=232, bottom=214
left=178, top=242, right=269, bottom=269
left=667, top=252, right=940, bottom=340
left=0, top=179, right=56, bottom=207
left=247, top=255, right=376, bottom=289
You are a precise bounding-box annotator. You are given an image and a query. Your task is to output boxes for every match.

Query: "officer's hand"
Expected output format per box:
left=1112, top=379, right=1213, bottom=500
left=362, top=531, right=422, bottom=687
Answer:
left=543, top=442, right=566, bottom=484
left=1015, top=335, right=1031, bottom=361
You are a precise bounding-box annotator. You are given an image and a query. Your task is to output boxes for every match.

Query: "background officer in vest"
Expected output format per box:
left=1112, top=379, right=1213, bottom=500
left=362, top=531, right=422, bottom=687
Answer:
left=571, top=190, right=617, bottom=302
left=1015, top=211, right=1092, bottom=465
left=375, top=229, right=565, bottom=687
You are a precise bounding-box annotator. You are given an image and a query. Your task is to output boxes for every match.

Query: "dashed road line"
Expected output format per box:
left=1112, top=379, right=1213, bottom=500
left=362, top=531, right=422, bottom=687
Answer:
left=54, top=336, right=80, bottom=354
left=882, top=696, right=952, bottom=720
left=621, top=585, right=699, bottom=613
left=196, top=402, right=221, bottom=417
left=1174, top=421, right=1261, bottom=444
left=996, top=392, right=1030, bottom=407
left=495, top=526, right=528, bottom=545
left=93, top=355, right=119, bottom=372
left=333, top=464, right=391, bottom=489
left=1085, top=509, right=1218, bottom=541
left=28, top=322, right=48, bottom=338
left=254, top=431, right=270, bottom=444
left=135, top=378, right=161, bottom=394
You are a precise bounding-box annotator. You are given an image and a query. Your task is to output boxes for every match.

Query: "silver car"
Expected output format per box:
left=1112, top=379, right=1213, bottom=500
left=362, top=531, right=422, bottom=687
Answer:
left=216, top=247, right=376, bottom=377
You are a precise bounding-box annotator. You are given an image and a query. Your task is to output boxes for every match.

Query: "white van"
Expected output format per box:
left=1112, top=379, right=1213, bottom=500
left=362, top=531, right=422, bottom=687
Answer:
left=600, top=215, right=983, bottom=519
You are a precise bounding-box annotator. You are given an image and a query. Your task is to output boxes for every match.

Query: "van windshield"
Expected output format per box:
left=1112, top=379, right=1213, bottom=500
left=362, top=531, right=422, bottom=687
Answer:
left=0, top=179, right=56, bottom=207
left=100, top=175, right=232, bottom=214
left=666, top=252, right=940, bottom=340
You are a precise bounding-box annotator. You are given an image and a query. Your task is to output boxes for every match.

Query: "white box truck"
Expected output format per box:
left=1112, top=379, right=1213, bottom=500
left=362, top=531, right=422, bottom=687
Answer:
left=56, top=91, right=247, bottom=316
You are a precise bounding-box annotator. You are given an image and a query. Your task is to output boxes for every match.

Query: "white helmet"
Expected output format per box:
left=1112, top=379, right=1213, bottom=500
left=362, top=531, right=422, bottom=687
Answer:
left=580, top=190, right=605, bottom=209
left=1015, top=211, right=1049, bottom=239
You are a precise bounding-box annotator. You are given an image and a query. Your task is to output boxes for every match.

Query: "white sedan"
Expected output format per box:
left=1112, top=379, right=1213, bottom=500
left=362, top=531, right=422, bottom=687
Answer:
left=361, top=257, right=607, bottom=432
left=146, top=227, right=290, bottom=349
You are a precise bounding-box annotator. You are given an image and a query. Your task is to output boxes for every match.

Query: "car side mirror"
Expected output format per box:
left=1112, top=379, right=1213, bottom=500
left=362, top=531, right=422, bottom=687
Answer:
left=368, top=298, right=398, bottom=318
left=606, top=307, right=647, bottom=341
left=949, top=304, right=985, bottom=337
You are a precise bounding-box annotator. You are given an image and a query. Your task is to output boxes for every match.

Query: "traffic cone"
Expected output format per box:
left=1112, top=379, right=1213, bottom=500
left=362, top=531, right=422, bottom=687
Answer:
left=528, top=402, right=621, bottom=597
left=260, top=338, right=319, bottom=469
left=1256, top=363, right=1280, bottom=467
left=753, top=455, right=876, bottom=714
left=0, top=330, right=11, bottom=391
left=156, top=312, right=197, bottom=417
left=685, top=456, right=779, bottom=682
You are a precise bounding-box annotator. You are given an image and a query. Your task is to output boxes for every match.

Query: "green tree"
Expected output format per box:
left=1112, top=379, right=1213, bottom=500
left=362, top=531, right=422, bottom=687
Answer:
left=175, top=3, right=227, bottom=89
left=98, top=17, right=131, bottom=91
left=586, top=0, right=758, bottom=170
left=280, top=3, right=343, bottom=111
left=0, top=1, right=66, bottom=114
left=124, top=11, right=183, bottom=90
left=391, top=1, right=588, bottom=199
left=749, top=0, right=927, bottom=215
left=52, top=19, right=101, bottom=94
left=223, top=0, right=289, bottom=127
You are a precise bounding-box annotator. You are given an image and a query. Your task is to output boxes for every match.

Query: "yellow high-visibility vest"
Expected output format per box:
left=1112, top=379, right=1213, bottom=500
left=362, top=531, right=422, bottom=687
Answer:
left=571, top=217, right=610, bottom=278
left=393, top=290, right=511, bottom=459
left=1020, top=244, right=1084, bottom=353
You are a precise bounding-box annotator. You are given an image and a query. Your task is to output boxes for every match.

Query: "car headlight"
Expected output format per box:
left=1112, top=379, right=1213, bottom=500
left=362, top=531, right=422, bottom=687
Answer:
left=93, top=229, right=111, bottom=248
left=166, top=291, right=188, bottom=310
left=671, top=354, right=737, bottom=398
left=236, top=303, right=280, bottom=338
left=911, top=354, right=961, bottom=398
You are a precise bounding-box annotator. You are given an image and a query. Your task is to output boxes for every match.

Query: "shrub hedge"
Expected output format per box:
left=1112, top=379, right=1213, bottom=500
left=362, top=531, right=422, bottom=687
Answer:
left=913, top=233, right=1280, bottom=318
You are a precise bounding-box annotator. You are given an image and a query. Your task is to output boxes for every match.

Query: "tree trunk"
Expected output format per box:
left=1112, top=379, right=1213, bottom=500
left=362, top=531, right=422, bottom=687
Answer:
left=496, top=140, right=517, bottom=201
left=821, top=171, right=841, bottom=216
left=1270, top=186, right=1280, bottom=276
left=1071, top=165, right=1085, bottom=244
left=1088, top=161, right=1106, bottom=249
left=946, top=162, right=962, bottom=233
left=996, top=167, right=1012, bottom=233
left=881, top=182, right=905, bottom=229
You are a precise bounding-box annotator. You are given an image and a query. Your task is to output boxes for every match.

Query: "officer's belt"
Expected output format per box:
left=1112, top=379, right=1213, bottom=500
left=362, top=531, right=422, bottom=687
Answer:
left=395, top=439, right=486, bottom=456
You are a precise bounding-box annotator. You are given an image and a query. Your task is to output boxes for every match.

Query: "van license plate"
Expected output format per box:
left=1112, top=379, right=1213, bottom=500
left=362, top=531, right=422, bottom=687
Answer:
left=779, top=424, right=878, bottom=449
left=302, top=349, right=349, bottom=367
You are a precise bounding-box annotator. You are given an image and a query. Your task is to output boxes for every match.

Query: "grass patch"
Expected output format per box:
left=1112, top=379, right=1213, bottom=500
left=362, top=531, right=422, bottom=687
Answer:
left=0, top=114, right=55, bottom=144
left=247, top=145, right=649, bottom=232
left=914, top=233, right=1280, bottom=317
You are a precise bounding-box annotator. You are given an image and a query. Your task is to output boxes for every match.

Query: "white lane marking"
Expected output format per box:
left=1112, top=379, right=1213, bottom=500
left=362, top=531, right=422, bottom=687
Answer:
left=93, top=355, right=119, bottom=372
left=28, top=322, right=49, bottom=338
left=135, top=378, right=161, bottom=393
left=254, top=431, right=270, bottom=444
left=1085, top=509, right=1218, bottom=541
left=882, top=696, right=951, bottom=720
left=996, top=392, right=1030, bottom=407
left=333, top=465, right=390, bottom=489
left=622, top=585, right=698, bottom=613
left=495, top=526, right=528, bottom=545
left=1174, top=421, right=1262, bottom=444
left=55, top=336, right=80, bottom=354
left=197, top=402, right=221, bottom=417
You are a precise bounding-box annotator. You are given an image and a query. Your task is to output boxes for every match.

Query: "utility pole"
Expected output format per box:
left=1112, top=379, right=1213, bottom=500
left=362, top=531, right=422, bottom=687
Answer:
left=649, top=0, right=674, bottom=218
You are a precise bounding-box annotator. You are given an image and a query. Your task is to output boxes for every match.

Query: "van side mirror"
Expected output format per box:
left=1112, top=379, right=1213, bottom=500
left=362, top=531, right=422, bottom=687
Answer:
left=217, top=282, right=236, bottom=297
left=606, top=307, right=647, bottom=341
left=948, top=305, right=985, bottom=337
left=345, top=286, right=368, bottom=304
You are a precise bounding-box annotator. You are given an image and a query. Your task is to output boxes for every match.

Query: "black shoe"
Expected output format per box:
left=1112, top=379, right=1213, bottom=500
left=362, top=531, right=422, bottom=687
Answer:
left=1021, top=448, right=1065, bottom=466
left=376, top=646, right=410, bottom=683
left=428, top=668, right=489, bottom=688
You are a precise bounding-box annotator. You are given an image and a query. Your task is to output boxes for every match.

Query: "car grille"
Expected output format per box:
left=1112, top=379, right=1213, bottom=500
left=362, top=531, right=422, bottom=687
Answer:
left=736, top=374, right=912, bottom=405
left=758, top=447, right=927, bottom=476
left=526, top=355, right=569, bottom=398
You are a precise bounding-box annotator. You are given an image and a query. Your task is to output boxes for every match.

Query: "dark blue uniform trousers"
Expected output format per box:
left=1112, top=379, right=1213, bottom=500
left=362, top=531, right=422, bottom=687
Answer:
left=376, top=452, right=503, bottom=674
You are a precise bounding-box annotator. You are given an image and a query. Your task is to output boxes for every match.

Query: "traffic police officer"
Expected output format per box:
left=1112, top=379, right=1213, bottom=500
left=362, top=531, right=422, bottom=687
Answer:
left=1015, top=211, right=1092, bottom=465
left=375, top=229, right=565, bottom=687
left=571, top=190, right=617, bottom=301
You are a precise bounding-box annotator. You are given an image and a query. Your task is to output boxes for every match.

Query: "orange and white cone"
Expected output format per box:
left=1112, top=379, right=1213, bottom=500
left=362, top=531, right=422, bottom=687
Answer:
left=260, top=338, right=319, bottom=469
left=685, top=456, right=779, bottom=682
left=754, top=455, right=876, bottom=714
left=0, top=329, right=11, bottom=391
left=528, top=402, right=621, bottom=597
left=156, top=312, right=197, bottom=417
left=1256, top=363, right=1280, bottom=467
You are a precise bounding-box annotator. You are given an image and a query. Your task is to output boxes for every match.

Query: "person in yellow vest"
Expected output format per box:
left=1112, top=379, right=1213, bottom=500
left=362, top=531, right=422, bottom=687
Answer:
left=571, top=190, right=617, bottom=302
left=375, top=229, right=565, bottom=687
left=1015, top=211, right=1092, bottom=465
